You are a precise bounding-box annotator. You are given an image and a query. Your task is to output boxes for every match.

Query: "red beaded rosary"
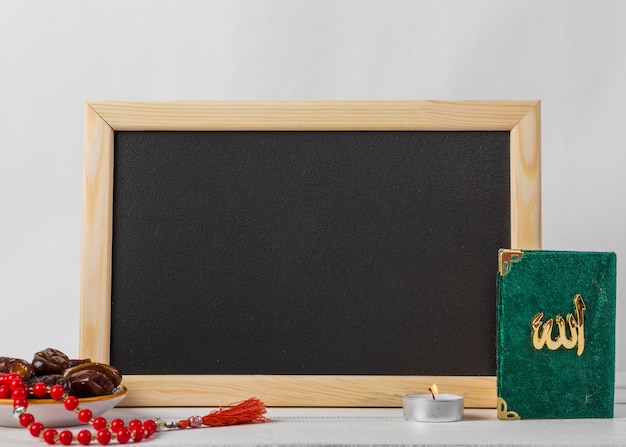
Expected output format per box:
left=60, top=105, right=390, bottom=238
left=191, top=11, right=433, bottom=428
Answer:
left=1, top=373, right=269, bottom=445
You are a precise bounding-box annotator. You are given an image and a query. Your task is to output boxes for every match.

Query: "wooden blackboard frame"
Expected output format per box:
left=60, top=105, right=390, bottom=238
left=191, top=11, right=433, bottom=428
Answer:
left=80, top=101, right=541, bottom=407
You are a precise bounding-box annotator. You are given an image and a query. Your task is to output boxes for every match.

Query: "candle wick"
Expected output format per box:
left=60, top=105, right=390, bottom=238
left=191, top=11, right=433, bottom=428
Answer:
left=428, top=387, right=436, bottom=400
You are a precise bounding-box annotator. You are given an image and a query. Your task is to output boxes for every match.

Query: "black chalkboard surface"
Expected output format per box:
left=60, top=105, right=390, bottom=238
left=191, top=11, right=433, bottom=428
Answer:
left=80, top=101, right=541, bottom=407
left=110, top=130, right=510, bottom=376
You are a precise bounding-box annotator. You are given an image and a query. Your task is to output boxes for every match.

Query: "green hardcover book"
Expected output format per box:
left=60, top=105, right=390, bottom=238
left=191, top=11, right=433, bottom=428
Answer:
left=496, top=249, right=616, bottom=420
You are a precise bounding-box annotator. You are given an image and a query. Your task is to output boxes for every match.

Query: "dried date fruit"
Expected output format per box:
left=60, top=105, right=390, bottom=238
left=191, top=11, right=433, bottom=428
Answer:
left=26, top=374, right=73, bottom=394
left=64, top=362, right=122, bottom=388
left=65, top=369, right=117, bottom=397
left=0, top=356, right=35, bottom=380
left=2, top=348, right=122, bottom=398
left=32, top=348, right=71, bottom=375
left=68, top=358, right=92, bottom=368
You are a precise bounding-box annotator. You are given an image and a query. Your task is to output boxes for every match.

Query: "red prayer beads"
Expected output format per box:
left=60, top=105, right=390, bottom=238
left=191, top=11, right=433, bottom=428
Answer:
left=2, top=371, right=268, bottom=445
left=1, top=373, right=157, bottom=445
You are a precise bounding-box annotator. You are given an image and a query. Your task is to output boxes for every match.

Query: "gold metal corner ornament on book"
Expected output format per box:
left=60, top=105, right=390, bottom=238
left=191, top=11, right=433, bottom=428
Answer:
left=498, top=249, right=524, bottom=276
left=497, top=397, right=520, bottom=420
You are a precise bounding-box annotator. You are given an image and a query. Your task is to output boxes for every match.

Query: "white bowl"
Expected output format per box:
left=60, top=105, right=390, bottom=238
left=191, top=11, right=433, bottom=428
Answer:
left=0, top=385, right=127, bottom=427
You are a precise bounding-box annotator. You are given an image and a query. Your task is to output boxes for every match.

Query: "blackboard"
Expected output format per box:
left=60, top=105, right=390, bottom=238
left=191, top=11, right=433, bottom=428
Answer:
left=80, top=101, right=541, bottom=407
left=110, top=130, right=509, bottom=376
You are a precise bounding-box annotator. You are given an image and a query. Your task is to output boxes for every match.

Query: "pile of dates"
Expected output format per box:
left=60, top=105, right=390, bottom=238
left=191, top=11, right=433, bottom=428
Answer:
left=0, top=348, right=122, bottom=398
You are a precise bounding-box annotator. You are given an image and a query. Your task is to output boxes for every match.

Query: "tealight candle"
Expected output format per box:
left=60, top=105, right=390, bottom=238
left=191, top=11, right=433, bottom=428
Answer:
left=403, top=384, right=464, bottom=422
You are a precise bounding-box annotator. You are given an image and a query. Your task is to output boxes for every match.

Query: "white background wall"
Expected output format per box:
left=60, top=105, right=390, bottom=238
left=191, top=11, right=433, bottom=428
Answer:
left=1, top=0, right=625, bottom=384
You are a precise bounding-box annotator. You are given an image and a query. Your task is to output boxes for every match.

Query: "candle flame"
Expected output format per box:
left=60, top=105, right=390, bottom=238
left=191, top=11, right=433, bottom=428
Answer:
left=428, top=383, right=438, bottom=400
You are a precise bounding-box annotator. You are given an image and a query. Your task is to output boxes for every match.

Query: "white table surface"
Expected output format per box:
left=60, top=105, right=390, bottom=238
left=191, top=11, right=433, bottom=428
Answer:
left=1, top=405, right=625, bottom=446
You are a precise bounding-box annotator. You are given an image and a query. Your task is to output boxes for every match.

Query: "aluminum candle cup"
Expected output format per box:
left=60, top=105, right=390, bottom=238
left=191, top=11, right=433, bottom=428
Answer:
left=403, top=393, right=464, bottom=422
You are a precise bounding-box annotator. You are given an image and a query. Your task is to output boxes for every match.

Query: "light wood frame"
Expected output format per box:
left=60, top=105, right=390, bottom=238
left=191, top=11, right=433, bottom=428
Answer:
left=81, top=100, right=541, bottom=407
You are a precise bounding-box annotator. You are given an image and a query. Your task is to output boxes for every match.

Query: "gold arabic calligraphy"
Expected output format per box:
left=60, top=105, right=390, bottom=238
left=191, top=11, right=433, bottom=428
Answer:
left=531, top=294, right=586, bottom=356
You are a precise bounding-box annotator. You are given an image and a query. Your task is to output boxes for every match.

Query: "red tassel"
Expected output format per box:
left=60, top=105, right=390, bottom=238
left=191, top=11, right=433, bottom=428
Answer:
left=177, top=398, right=269, bottom=429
